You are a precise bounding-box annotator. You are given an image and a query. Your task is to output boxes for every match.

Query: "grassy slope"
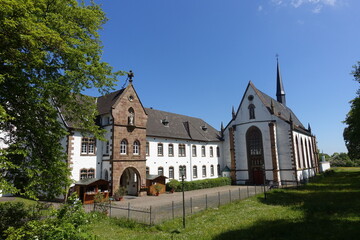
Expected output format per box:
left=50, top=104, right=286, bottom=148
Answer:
left=89, top=168, right=360, bottom=240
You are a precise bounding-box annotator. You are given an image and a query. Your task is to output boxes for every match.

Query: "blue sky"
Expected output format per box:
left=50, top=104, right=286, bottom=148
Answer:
left=85, top=0, right=360, bottom=155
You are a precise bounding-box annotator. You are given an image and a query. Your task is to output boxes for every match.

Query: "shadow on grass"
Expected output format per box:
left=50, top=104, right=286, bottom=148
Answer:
left=214, top=170, right=360, bottom=240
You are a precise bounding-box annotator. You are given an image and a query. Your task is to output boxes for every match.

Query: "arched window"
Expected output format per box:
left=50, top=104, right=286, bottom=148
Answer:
left=296, top=136, right=301, bottom=169
left=120, top=139, right=127, bottom=155
left=193, top=165, right=198, bottom=178
left=168, top=144, right=174, bottom=157
left=133, top=140, right=140, bottom=155
left=202, top=165, right=207, bottom=177
left=211, top=165, right=214, bottom=176
left=201, top=146, right=206, bottom=157
left=192, top=145, right=197, bottom=157
left=210, top=147, right=214, bottom=157
left=301, top=138, right=306, bottom=168
left=80, top=168, right=95, bottom=179
left=169, top=166, right=174, bottom=179
left=248, top=104, right=255, bottom=119
left=179, top=165, right=186, bottom=179
left=128, top=107, right=135, bottom=125
left=158, top=167, right=164, bottom=176
left=305, top=139, right=311, bottom=168
left=158, top=143, right=163, bottom=156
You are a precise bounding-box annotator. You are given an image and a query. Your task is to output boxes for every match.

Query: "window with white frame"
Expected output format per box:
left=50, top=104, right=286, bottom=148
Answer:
left=158, top=143, right=163, bottom=156
left=81, top=137, right=96, bottom=155
left=80, top=168, right=95, bottom=179
left=158, top=167, right=164, bottom=176
left=133, top=140, right=140, bottom=155
left=201, top=146, right=206, bottom=157
left=211, top=165, right=214, bottom=176
left=192, top=145, right=197, bottom=157
left=179, top=165, right=186, bottom=179
left=179, top=144, right=186, bottom=157
left=210, top=147, right=214, bottom=157
left=202, top=165, right=207, bottom=177
left=193, top=165, right=198, bottom=178
left=120, top=139, right=127, bottom=155
left=168, top=144, right=174, bottom=157
left=169, top=166, right=174, bottom=179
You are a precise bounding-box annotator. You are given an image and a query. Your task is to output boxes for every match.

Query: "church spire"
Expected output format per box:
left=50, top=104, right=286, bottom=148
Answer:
left=276, top=56, right=286, bottom=106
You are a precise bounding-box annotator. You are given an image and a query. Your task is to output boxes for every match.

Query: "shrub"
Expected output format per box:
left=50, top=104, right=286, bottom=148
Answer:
left=166, top=177, right=231, bottom=192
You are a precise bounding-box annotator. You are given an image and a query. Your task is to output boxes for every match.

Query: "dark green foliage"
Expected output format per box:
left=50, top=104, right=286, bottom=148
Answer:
left=167, top=177, right=231, bottom=192
left=344, top=62, right=360, bottom=160
left=0, top=0, right=122, bottom=199
left=328, top=152, right=360, bottom=167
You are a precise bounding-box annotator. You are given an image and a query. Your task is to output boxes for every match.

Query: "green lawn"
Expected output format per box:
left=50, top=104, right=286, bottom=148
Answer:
left=88, top=168, right=360, bottom=240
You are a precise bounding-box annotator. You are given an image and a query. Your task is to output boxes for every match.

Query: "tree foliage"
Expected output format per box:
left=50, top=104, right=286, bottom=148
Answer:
left=344, top=62, right=360, bottom=160
left=0, top=0, right=122, bottom=199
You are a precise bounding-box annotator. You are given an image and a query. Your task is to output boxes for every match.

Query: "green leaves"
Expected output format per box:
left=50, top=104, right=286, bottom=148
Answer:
left=0, top=0, right=121, bottom=199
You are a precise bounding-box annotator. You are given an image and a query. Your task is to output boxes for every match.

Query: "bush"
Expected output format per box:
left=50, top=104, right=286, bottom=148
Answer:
left=166, top=177, right=231, bottom=192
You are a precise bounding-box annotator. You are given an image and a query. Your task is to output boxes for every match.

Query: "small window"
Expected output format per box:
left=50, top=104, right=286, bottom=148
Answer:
left=201, top=146, right=206, bottom=157
left=211, top=165, right=214, bottom=176
left=192, top=145, right=197, bottom=157
left=80, top=168, right=95, bottom=180
left=202, top=165, right=207, bottom=177
left=158, top=143, right=163, bottom=156
left=217, top=164, right=221, bottom=176
left=179, top=144, right=186, bottom=157
left=146, top=142, right=149, bottom=156
left=169, top=166, right=174, bottom=179
left=168, top=144, right=174, bottom=157
left=120, top=139, right=127, bottom=155
left=133, top=140, right=140, bottom=155
left=158, top=167, right=164, bottom=176
left=193, top=165, right=198, bottom=178
left=217, top=147, right=220, bottom=157
left=249, top=104, right=255, bottom=120
left=210, top=147, right=214, bottom=157
left=146, top=166, right=150, bottom=175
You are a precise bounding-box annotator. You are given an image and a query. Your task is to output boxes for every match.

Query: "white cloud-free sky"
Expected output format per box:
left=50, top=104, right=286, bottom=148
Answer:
left=84, top=0, right=360, bottom=155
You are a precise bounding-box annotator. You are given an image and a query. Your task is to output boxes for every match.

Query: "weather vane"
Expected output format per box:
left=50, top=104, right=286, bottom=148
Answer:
left=128, top=70, right=134, bottom=83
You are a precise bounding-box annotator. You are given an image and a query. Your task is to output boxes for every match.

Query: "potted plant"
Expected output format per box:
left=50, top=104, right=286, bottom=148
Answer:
left=154, top=184, right=163, bottom=196
left=113, top=186, right=126, bottom=201
left=167, top=179, right=180, bottom=193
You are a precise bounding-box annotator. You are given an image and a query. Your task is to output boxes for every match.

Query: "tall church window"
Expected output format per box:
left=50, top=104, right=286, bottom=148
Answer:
left=120, top=139, right=127, bottom=155
left=301, top=139, right=306, bottom=168
left=158, top=143, right=163, bottom=156
left=248, top=104, right=256, bottom=119
left=81, top=137, right=96, bottom=155
left=296, top=136, right=301, bottom=169
left=192, top=145, right=197, bottom=157
left=168, top=144, right=174, bottom=157
left=179, top=144, right=186, bottom=157
left=133, top=140, right=140, bottom=155
left=104, top=169, right=109, bottom=181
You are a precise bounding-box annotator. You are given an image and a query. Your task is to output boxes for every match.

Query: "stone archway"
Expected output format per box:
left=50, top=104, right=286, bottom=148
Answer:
left=120, top=167, right=140, bottom=196
left=246, top=126, right=264, bottom=185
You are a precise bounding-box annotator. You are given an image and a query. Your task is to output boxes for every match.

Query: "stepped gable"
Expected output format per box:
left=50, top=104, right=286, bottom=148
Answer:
left=145, top=108, right=221, bottom=142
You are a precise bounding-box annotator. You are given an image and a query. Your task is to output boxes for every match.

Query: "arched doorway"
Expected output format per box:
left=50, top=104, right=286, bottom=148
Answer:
left=120, top=167, right=140, bottom=196
left=246, top=126, right=264, bottom=185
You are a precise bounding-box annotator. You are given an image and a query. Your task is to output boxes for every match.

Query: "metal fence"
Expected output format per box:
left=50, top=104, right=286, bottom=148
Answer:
left=85, top=185, right=269, bottom=225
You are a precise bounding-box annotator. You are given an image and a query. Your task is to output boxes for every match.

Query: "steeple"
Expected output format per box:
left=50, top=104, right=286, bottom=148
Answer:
left=276, top=57, right=286, bottom=106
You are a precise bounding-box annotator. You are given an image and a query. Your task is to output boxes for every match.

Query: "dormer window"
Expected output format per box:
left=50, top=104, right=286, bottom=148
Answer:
left=161, top=116, right=169, bottom=126
left=248, top=104, right=255, bottom=120
left=201, top=125, right=208, bottom=131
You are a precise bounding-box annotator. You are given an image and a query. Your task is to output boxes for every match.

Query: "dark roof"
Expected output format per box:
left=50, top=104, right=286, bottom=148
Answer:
left=145, top=108, right=221, bottom=142
left=97, top=89, right=125, bottom=115
left=75, top=178, right=109, bottom=186
left=146, top=174, right=168, bottom=180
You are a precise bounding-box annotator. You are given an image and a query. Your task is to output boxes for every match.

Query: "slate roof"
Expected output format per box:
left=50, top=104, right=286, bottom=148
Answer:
left=97, top=89, right=125, bottom=115
left=145, top=108, right=221, bottom=142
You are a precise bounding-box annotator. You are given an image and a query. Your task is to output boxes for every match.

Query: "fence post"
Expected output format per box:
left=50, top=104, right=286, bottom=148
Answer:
left=172, top=201, right=174, bottom=219
left=229, top=190, right=232, bottom=203
left=109, top=200, right=112, bottom=217
left=205, top=194, right=208, bottom=210
left=218, top=192, right=220, bottom=208
left=128, top=202, right=131, bottom=220
left=190, top=197, right=193, bottom=214
left=247, top=185, right=249, bottom=198
left=149, top=206, right=152, bottom=226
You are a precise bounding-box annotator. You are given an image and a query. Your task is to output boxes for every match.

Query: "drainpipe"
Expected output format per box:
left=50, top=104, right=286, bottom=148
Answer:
left=189, top=142, right=193, bottom=181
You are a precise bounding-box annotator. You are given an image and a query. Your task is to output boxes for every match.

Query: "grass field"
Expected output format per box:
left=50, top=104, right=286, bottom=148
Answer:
left=88, top=168, right=360, bottom=240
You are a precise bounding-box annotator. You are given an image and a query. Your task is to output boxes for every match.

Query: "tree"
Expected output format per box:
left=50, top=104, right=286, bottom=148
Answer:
left=344, top=62, right=360, bottom=160
left=0, top=0, right=122, bottom=199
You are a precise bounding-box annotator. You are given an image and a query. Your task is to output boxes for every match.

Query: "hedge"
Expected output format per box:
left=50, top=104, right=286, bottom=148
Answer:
left=166, top=177, right=231, bottom=192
